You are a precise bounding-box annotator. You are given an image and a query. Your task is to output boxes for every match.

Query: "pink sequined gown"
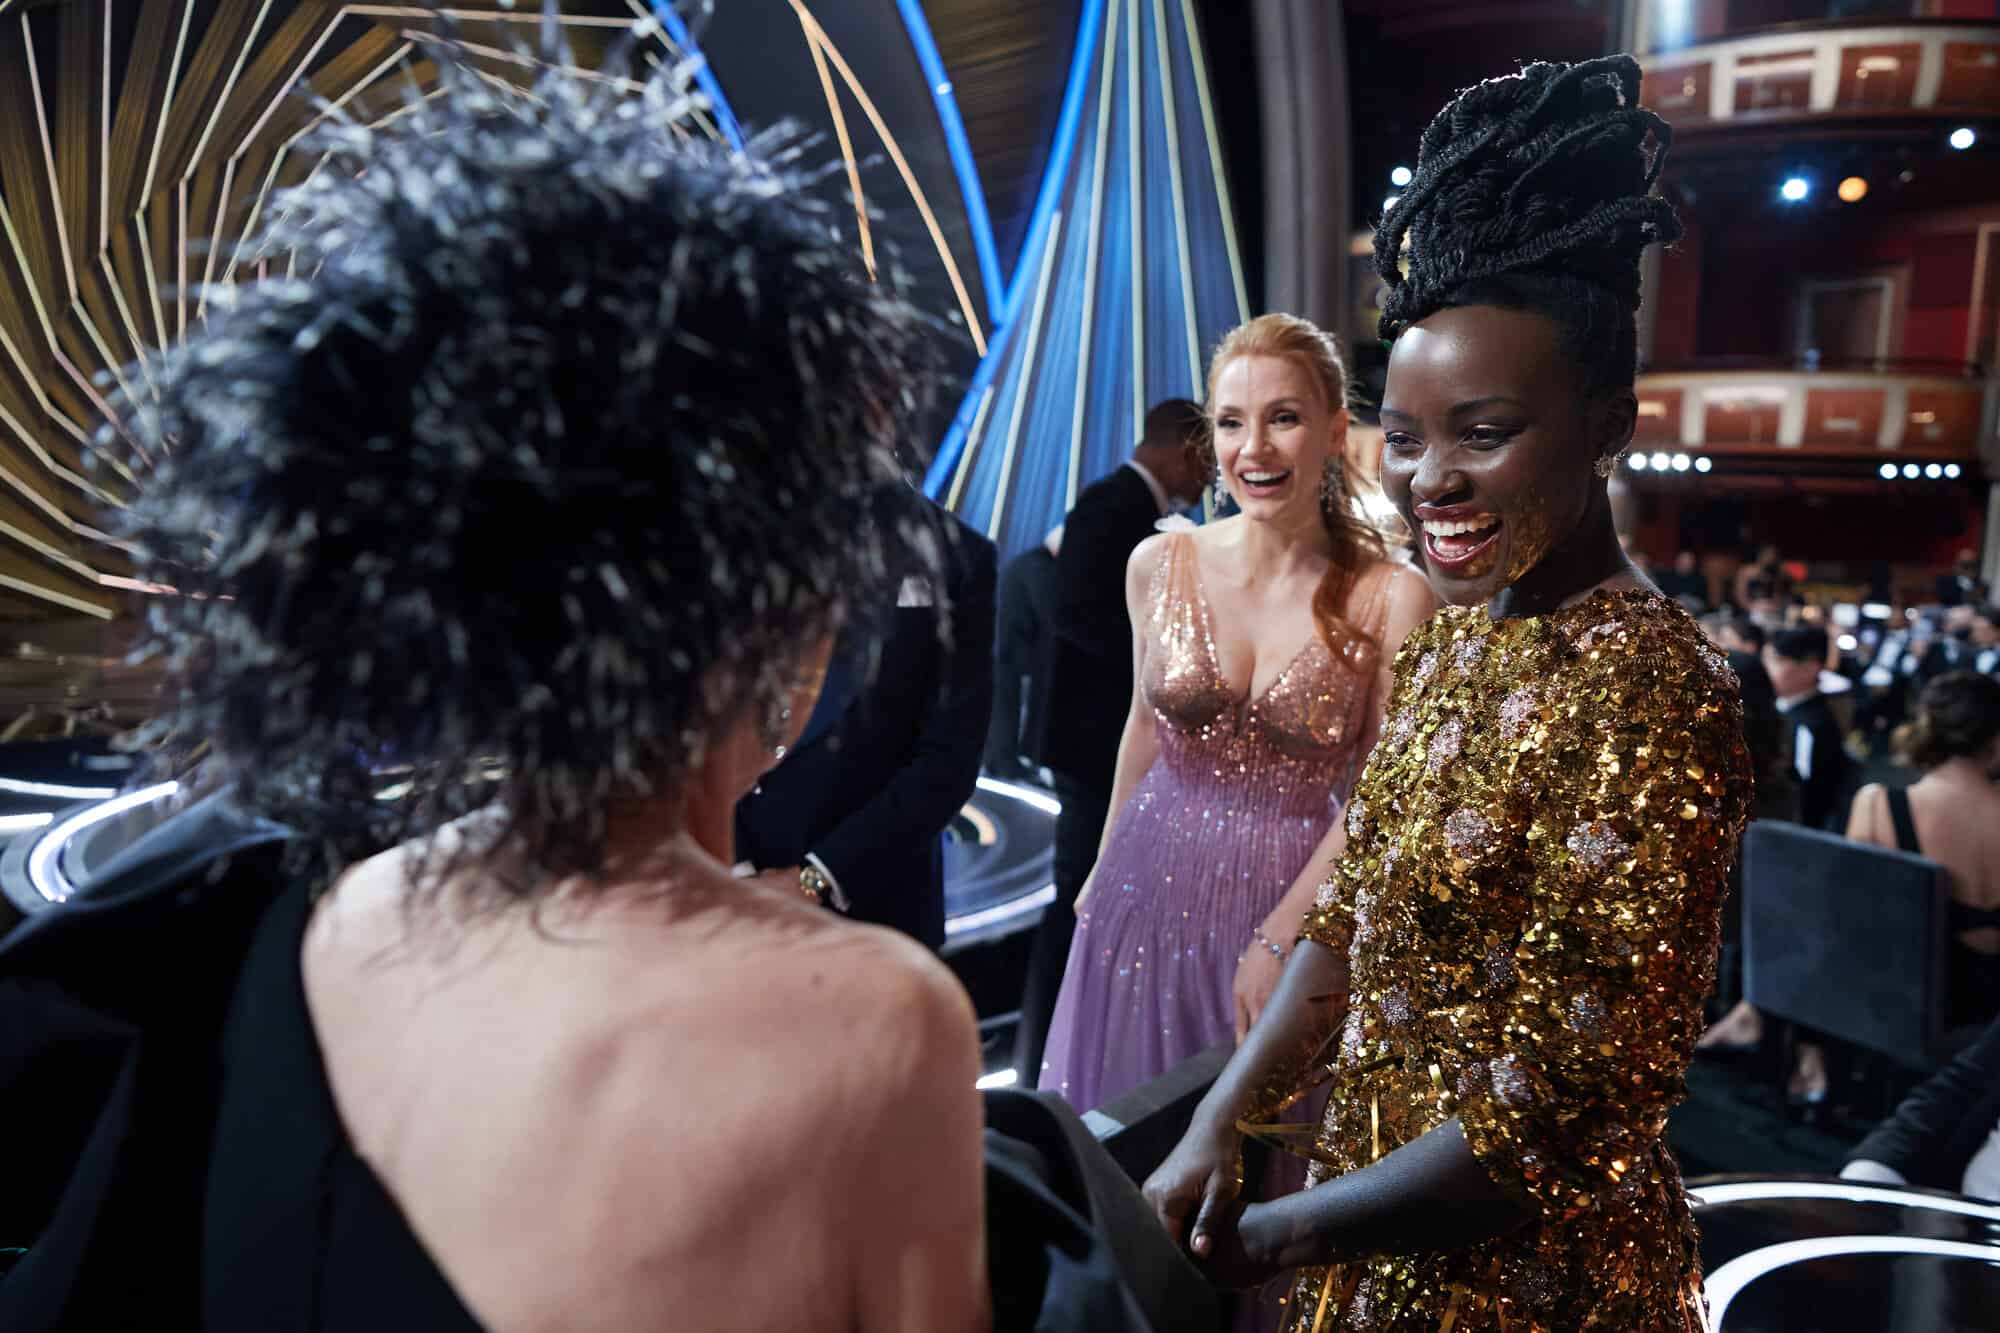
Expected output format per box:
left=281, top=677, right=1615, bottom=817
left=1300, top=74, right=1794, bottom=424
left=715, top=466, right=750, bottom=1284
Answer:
left=1038, top=532, right=1393, bottom=1112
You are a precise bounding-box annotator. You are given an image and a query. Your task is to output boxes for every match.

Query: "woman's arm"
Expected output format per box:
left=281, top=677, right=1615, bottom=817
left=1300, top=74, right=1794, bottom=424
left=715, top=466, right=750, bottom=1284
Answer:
left=1076, top=538, right=1168, bottom=910
left=1845, top=782, right=1888, bottom=847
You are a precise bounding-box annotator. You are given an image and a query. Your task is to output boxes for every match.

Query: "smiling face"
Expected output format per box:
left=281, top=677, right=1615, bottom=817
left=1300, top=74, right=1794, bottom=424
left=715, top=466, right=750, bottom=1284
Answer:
left=1210, top=353, right=1345, bottom=528
left=1378, top=305, right=1626, bottom=607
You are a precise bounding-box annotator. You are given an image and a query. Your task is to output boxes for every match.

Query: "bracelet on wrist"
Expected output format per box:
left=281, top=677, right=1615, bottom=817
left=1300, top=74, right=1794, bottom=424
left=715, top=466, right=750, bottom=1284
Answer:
left=1250, top=926, right=1287, bottom=960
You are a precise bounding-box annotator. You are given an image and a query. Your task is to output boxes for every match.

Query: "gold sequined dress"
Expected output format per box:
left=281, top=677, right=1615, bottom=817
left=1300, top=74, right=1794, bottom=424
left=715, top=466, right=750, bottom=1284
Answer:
left=1282, top=588, right=1750, bottom=1332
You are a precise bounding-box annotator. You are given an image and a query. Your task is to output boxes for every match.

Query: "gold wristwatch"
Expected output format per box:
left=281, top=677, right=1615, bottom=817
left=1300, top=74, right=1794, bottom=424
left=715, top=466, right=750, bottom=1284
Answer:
left=798, top=861, right=833, bottom=905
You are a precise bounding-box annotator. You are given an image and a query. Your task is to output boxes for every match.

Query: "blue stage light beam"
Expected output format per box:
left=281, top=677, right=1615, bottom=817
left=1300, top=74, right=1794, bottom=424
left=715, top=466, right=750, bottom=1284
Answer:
left=924, top=0, right=1108, bottom=499
left=894, top=0, right=1005, bottom=324
left=648, top=0, right=746, bottom=154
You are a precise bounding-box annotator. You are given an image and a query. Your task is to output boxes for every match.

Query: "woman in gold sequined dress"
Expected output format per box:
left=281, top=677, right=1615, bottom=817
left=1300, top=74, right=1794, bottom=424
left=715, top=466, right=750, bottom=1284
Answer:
left=1143, top=57, right=1752, bottom=1332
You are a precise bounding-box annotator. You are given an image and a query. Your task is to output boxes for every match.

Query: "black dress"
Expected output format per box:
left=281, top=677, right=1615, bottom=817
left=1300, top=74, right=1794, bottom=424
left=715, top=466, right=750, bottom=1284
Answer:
left=1884, top=787, right=2000, bottom=1032
left=201, top=881, right=484, bottom=1331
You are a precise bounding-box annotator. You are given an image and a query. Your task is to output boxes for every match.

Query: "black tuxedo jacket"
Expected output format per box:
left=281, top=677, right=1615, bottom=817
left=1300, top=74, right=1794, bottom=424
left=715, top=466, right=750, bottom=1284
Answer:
left=736, top=495, right=995, bottom=949
left=1034, top=466, right=1161, bottom=793
left=1785, top=692, right=1854, bottom=832
left=1848, top=1013, right=2000, bottom=1192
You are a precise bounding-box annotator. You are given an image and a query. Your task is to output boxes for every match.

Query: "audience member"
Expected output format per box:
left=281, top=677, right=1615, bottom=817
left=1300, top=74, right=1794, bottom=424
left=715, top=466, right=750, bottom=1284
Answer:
left=985, top=528, right=1062, bottom=781
left=92, top=56, right=991, bottom=1329
left=1015, top=401, right=1213, bottom=1080
left=738, top=483, right=995, bottom=950
left=1917, top=604, right=1980, bottom=682
left=1657, top=549, right=1707, bottom=608
left=1842, top=1011, right=2000, bottom=1201
left=1973, top=604, right=2000, bottom=675
left=1764, top=624, right=1855, bottom=831
left=1719, top=615, right=1765, bottom=656
left=1848, top=672, right=2000, bottom=1031
left=1936, top=549, right=1987, bottom=608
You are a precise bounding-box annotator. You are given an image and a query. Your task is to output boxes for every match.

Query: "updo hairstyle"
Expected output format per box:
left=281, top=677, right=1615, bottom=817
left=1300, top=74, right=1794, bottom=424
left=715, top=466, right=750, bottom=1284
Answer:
left=1894, top=671, right=2000, bottom=772
left=1373, top=55, right=1681, bottom=403
left=102, top=35, right=942, bottom=887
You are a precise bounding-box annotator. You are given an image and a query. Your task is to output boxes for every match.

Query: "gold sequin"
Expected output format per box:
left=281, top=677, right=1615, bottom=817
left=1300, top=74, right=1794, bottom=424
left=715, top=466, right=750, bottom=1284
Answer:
left=1283, top=589, right=1751, bottom=1332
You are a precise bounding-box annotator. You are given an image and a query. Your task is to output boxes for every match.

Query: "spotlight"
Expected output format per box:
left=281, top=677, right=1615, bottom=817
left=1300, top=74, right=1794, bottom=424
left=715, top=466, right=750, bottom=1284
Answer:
left=1838, top=176, right=1868, bottom=203
left=1384, top=194, right=1401, bottom=214
left=1951, top=126, right=1976, bottom=151
left=1649, top=451, right=1671, bottom=471
left=1837, top=634, right=1859, bottom=653
left=1694, top=456, right=1713, bottom=473
left=1879, top=462, right=1899, bottom=479
left=1902, top=463, right=1921, bottom=478
left=1390, top=165, right=1413, bottom=187
left=1629, top=453, right=1650, bottom=471
left=1946, top=463, right=1963, bottom=478
left=1925, top=463, right=1944, bottom=479
left=1780, top=176, right=1810, bottom=202
left=1671, top=453, right=1691, bottom=472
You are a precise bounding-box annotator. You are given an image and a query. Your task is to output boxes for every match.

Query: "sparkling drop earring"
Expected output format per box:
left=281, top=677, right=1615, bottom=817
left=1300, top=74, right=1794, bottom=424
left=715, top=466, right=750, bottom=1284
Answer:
left=1593, top=450, right=1624, bottom=480
left=760, top=694, right=794, bottom=760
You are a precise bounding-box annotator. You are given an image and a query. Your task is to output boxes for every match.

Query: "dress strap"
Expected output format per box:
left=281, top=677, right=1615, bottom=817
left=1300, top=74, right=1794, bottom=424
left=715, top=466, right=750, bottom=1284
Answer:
left=1884, top=786, right=1922, bottom=856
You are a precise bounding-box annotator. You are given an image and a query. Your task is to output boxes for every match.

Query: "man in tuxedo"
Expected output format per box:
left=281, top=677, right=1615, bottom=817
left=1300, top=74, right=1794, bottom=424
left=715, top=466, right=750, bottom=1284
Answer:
left=1972, top=604, right=2000, bottom=676
left=736, top=486, right=995, bottom=949
left=1014, top=399, right=1212, bottom=1079
left=985, top=527, right=1063, bottom=782
left=1764, top=625, right=1855, bottom=832
left=1843, top=1011, right=2000, bottom=1200
left=1936, top=549, right=1985, bottom=608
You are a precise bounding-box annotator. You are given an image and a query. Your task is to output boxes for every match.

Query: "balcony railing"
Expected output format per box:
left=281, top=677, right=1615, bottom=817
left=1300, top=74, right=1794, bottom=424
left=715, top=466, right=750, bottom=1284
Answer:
left=1634, top=359, right=1992, bottom=454
left=1636, top=20, right=2000, bottom=130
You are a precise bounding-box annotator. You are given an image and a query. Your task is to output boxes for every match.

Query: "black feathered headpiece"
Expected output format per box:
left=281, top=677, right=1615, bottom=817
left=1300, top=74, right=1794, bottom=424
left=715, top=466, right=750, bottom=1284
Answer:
left=100, top=16, right=943, bottom=884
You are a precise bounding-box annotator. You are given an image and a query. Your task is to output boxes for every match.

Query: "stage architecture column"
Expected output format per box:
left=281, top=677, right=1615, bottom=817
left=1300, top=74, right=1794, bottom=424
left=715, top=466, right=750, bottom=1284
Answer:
left=1252, top=0, right=1350, bottom=331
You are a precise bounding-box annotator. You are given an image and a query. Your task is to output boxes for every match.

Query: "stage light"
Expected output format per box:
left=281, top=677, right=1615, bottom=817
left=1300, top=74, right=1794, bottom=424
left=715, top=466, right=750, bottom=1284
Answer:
left=1946, top=463, right=1963, bottom=478
left=1384, top=194, right=1401, bottom=214
left=1671, top=453, right=1691, bottom=472
left=1879, top=462, right=1899, bottom=479
left=1694, top=456, right=1713, bottom=473
left=975, top=1068, right=1019, bottom=1089
left=1390, top=165, right=1413, bottom=187
left=1837, top=176, right=1868, bottom=203
left=1951, top=126, right=1976, bottom=150
left=1780, top=176, right=1810, bottom=202
left=1902, top=463, right=1921, bottom=478
left=1838, top=634, right=1859, bottom=653
left=1629, top=453, right=1649, bottom=471
left=1926, top=463, right=1944, bottom=479
left=1649, top=451, right=1671, bottom=470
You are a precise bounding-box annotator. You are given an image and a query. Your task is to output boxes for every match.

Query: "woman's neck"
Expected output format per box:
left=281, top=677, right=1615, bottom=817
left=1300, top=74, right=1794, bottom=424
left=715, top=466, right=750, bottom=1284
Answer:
left=1485, top=494, right=1634, bottom=621
left=1232, top=505, right=1335, bottom=580
left=602, top=781, right=736, bottom=876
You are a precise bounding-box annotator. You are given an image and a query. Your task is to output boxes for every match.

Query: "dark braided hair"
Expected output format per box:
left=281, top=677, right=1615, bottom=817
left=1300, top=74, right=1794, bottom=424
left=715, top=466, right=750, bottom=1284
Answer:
left=1374, top=55, right=1680, bottom=399
left=100, top=29, right=943, bottom=889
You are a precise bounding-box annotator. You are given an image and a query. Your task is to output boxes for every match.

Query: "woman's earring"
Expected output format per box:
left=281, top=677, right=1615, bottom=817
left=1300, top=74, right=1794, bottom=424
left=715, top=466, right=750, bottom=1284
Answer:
left=1320, top=458, right=1342, bottom=506
left=1212, top=474, right=1230, bottom=511
left=760, top=694, right=795, bottom=760
left=1593, top=450, right=1624, bottom=480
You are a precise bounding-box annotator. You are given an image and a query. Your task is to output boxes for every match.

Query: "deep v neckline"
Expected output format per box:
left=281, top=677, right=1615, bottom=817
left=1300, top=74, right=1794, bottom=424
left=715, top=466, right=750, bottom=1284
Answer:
left=1180, top=536, right=1324, bottom=710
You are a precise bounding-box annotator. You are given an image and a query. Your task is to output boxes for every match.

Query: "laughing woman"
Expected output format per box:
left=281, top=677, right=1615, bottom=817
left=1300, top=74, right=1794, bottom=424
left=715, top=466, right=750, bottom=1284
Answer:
left=1143, top=57, right=1752, bottom=1331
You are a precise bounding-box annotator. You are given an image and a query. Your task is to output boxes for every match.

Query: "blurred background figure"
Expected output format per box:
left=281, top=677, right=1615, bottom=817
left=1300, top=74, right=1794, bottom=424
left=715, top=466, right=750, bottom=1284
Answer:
left=984, top=527, right=1063, bottom=783
left=1938, top=550, right=1988, bottom=608
left=737, top=484, right=995, bottom=951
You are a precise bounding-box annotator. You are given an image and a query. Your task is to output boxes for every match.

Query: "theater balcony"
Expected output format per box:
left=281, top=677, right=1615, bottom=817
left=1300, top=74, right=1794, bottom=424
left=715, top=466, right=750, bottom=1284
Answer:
left=1631, top=356, right=1992, bottom=471
left=1636, top=10, right=2000, bottom=137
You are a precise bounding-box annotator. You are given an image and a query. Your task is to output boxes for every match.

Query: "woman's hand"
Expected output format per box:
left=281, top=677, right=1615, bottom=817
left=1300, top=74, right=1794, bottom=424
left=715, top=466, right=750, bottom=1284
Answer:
left=1192, top=1200, right=1286, bottom=1292
left=1232, top=935, right=1287, bottom=1041
left=1142, top=1116, right=1244, bottom=1257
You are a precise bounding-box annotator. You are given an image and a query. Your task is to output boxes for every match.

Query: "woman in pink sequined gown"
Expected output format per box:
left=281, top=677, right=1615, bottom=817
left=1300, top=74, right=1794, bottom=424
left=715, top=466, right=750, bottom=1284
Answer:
left=1038, top=315, right=1434, bottom=1115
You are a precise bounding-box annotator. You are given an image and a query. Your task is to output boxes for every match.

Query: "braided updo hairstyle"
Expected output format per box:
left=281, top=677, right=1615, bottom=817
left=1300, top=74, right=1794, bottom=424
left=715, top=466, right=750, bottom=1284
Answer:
left=1207, top=314, right=1388, bottom=663
left=102, top=34, right=941, bottom=888
left=1373, top=55, right=1680, bottom=403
